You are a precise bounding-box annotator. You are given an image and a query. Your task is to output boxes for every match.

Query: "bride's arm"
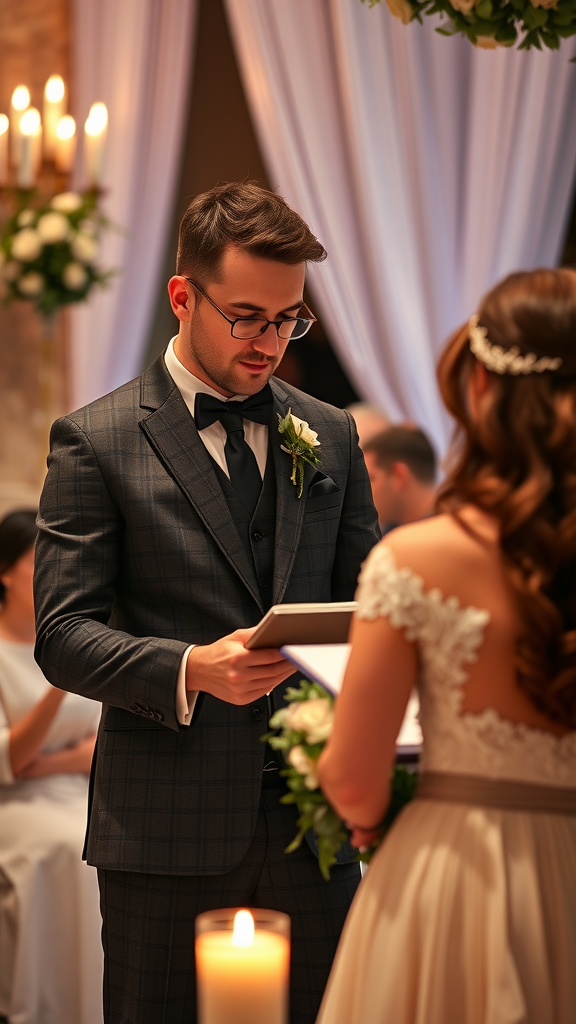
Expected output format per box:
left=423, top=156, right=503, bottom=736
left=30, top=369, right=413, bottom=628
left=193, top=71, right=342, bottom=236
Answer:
left=317, top=611, right=417, bottom=832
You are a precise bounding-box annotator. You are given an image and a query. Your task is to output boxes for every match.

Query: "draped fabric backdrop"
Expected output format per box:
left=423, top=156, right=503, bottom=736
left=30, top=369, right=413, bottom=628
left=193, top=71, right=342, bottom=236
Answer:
left=68, top=0, right=197, bottom=410
left=225, top=0, right=576, bottom=451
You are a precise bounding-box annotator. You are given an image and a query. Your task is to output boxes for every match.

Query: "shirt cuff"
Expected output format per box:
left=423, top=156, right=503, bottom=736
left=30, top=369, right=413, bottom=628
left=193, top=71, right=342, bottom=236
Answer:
left=176, top=645, right=198, bottom=726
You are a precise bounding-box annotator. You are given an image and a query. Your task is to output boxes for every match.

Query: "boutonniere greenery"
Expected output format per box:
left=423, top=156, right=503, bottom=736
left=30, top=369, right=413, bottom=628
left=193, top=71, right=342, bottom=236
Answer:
left=278, top=409, right=321, bottom=498
left=264, top=680, right=418, bottom=880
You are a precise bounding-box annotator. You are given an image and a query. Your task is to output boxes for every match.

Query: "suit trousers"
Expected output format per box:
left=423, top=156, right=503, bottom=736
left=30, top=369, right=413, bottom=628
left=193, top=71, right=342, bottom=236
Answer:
left=98, top=787, right=361, bottom=1024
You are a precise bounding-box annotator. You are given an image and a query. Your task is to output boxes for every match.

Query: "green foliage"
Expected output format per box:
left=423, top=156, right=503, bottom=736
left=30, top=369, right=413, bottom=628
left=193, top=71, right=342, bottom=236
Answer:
left=360, top=0, right=576, bottom=51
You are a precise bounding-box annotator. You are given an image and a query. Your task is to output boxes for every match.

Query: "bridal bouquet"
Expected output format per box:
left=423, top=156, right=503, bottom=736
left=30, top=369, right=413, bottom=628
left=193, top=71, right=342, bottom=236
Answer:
left=0, top=190, right=111, bottom=317
left=361, top=0, right=576, bottom=51
left=266, top=680, right=417, bottom=880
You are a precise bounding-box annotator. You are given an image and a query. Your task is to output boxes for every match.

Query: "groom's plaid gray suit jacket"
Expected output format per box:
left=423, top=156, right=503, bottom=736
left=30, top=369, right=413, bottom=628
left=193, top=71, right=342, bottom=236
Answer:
left=34, top=354, right=379, bottom=875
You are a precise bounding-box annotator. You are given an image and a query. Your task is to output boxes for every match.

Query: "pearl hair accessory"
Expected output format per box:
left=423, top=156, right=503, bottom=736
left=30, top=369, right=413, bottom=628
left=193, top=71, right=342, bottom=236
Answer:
left=468, top=314, right=563, bottom=375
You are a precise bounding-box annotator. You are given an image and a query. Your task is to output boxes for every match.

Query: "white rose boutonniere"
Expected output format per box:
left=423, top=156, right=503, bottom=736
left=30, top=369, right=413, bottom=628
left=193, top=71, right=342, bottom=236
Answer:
left=278, top=408, right=321, bottom=498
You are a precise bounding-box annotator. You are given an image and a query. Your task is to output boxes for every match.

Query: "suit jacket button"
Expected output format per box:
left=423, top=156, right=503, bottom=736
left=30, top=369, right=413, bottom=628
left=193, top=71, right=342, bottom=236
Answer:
left=251, top=707, right=264, bottom=722
left=252, top=531, right=264, bottom=542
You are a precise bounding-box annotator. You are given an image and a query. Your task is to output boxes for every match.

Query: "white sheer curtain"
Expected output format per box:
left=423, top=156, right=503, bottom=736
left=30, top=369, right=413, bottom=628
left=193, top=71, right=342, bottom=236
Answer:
left=226, top=0, right=576, bottom=451
left=69, top=0, right=197, bottom=409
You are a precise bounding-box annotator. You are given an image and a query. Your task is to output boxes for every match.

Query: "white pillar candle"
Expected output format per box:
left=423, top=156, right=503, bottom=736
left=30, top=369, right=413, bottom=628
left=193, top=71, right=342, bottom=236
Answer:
left=84, top=102, right=108, bottom=187
left=196, top=909, right=290, bottom=1024
left=0, top=114, right=9, bottom=185
left=55, top=115, right=76, bottom=173
left=10, top=85, right=30, bottom=168
left=18, top=107, right=41, bottom=188
left=43, top=74, right=66, bottom=160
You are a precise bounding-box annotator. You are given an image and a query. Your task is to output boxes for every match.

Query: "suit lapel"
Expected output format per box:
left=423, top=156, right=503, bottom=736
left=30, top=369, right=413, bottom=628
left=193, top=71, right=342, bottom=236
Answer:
left=270, top=379, right=315, bottom=604
left=139, top=357, right=264, bottom=611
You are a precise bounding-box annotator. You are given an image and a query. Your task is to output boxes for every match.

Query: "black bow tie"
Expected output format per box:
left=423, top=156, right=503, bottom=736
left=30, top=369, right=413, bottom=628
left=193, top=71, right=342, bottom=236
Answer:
left=194, top=384, right=274, bottom=431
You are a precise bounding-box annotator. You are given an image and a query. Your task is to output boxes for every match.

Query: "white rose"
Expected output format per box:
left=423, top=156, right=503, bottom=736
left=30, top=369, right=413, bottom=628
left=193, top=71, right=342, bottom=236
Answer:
left=63, top=261, right=89, bottom=290
left=17, top=209, right=35, bottom=228
left=2, top=261, right=21, bottom=282
left=287, top=745, right=319, bottom=789
left=11, top=229, right=42, bottom=262
left=289, top=413, right=320, bottom=447
left=18, top=272, right=44, bottom=297
left=385, top=0, right=414, bottom=22
left=286, top=697, right=334, bottom=744
left=71, top=232, right=98, bottom=263
left=50, top=191, right=83, bottom=213
left=37, top=212, right=71, bottom=244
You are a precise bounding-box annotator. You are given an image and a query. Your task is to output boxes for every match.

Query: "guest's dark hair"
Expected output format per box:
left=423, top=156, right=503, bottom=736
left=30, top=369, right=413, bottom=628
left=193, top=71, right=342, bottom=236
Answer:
left=0, top=509, right=38, bottom=602
left=364, top=426, right=437, bottom=484
left=436, top=267, right=576, bottom=728
left=176, top=182, right=326, bottom=281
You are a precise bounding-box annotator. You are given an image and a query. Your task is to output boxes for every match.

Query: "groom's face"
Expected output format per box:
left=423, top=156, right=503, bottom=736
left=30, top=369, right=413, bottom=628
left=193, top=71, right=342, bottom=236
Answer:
left=175, top=245, right=306, bottom=397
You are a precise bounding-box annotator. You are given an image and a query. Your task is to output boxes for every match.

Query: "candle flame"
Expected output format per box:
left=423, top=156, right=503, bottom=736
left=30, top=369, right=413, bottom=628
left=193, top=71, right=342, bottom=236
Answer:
left=45, top=75, right=65, bottom=103
left=20, top=107, right=41, bottom=137
left=0, top=114, right=8, bottom=136
left=56, top=115, right=76, bottom=140
left=85, top=102, right=108, bottom=137
left=11, top=86, right=30, bottom=112
left=232, top=910, right=255, bottom=948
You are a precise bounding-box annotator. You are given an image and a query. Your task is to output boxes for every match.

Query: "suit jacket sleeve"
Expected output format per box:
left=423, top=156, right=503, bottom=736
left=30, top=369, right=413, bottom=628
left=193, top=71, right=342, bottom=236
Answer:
left=34, top=414, right=189, bottom=733
left=331, top=410, right=381, bottom=600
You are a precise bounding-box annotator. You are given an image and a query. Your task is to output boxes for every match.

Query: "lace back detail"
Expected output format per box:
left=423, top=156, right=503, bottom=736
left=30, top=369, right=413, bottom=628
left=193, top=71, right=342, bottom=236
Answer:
left=354, top=543, right=576, bottom=788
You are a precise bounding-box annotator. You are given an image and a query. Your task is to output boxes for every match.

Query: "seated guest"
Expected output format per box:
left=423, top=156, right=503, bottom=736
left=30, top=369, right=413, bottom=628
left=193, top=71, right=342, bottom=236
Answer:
left=363, top=425, right=437, bottom=530
left=0, top=510, right=102, bottom=1024
left=346, top=402, right=390, bottom=449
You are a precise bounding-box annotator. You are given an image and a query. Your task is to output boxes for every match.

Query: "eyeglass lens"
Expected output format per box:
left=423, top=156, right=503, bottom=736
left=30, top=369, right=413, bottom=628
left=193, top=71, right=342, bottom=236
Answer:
left=231, top=318, right=312, bottom=341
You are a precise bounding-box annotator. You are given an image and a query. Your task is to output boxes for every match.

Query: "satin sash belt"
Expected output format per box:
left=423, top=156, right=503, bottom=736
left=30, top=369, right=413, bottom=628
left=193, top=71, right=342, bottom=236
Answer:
left=417, top=771, right=576, bottom=815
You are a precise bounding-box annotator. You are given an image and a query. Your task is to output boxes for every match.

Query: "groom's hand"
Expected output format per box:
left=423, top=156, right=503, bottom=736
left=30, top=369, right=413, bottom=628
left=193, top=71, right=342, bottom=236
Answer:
left=185, top=628, right=293, bottom=705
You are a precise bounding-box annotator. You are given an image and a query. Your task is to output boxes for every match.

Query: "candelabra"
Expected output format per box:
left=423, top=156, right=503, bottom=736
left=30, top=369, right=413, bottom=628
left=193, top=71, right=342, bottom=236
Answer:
left=0, top=75, right=107, bottom=192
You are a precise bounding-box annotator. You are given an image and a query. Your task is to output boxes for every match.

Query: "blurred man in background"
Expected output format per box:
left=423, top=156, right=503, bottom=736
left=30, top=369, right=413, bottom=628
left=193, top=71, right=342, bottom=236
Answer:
left=363, top=425, right=437, bottom=532
left=346, top=402, right=389, bottom=449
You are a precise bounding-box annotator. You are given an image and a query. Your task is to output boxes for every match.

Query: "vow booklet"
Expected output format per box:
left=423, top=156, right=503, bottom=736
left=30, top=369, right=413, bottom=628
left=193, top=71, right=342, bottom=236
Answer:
left=281, top=643, right=422, bottom=755
left=245, top=602, right=356, bottom=649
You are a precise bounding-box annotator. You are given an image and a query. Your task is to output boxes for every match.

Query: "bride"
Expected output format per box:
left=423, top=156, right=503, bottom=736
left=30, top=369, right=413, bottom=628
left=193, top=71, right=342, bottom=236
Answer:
left=316, top=267, right=576, bottom=1024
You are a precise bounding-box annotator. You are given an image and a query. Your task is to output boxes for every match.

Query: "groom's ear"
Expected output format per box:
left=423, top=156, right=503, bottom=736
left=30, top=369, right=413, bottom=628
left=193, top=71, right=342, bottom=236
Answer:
left=167, top=276, right=196, bottom=322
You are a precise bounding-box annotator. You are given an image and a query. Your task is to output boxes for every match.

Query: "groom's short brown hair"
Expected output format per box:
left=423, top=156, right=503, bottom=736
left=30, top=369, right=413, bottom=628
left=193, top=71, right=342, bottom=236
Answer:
left=176, top=182, right=326, bottom=281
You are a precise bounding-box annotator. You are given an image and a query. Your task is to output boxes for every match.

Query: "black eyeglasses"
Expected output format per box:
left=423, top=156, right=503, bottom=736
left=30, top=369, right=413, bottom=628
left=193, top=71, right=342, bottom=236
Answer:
left=185, top=278, right=316, bottom=341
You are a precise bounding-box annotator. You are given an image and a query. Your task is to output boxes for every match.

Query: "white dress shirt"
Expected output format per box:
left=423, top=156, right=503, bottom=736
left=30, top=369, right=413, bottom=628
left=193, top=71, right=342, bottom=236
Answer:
left=163, top=337, right=270, bottom=724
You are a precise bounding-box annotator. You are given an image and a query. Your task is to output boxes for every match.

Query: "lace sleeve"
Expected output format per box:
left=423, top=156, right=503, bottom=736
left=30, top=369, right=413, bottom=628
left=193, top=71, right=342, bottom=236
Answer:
left=355, top=544, right=429, bottom=641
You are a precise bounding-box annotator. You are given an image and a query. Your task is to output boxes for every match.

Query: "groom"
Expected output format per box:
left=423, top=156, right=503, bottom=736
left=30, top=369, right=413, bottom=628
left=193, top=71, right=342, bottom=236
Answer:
left=34, top=182, right=379, bottom=1024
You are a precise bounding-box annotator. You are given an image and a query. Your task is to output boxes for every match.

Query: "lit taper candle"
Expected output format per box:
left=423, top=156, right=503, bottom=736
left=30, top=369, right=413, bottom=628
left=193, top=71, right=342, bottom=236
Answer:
left=84, top=102, right=108, bottom=187
left=43, top=74, right=66, bottom=160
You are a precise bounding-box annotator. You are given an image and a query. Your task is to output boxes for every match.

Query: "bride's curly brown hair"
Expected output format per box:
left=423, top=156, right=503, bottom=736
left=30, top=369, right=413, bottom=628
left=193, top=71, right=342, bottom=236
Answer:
left=436, top=267, right=576, bottom=729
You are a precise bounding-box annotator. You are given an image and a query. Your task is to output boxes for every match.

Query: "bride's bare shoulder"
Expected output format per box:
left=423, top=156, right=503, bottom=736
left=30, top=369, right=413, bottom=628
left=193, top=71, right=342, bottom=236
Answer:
left=379, top=508, right=500, bottom=596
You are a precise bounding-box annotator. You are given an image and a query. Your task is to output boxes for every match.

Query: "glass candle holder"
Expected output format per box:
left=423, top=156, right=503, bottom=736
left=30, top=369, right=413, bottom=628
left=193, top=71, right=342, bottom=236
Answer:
left=195, top=907, right=290, bottom=1024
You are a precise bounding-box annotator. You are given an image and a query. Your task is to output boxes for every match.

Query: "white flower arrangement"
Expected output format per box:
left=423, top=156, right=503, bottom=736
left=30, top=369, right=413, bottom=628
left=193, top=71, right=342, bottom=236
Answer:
left=277, top=409, right=322, bottom=498
left=361, top=0, right=576, bottom=51
left=266, top=679, right=418, bottom=880
left=0, top=191, right=111, bottom=317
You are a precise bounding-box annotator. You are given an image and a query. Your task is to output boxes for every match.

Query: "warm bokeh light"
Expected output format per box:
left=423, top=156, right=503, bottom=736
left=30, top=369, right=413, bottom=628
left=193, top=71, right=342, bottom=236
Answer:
left=45, top=75, right=65, bottom=103
left=85, top=102, right=108, bottom=136
left=11, top=86, right=30, bottom=111
left=0, top=114, right=8, bottom=136
left=56, top=115, right=76, bottom=140
left=20, top=108, right=41, bottom=137
left=232, top=910, right=255, bottom=948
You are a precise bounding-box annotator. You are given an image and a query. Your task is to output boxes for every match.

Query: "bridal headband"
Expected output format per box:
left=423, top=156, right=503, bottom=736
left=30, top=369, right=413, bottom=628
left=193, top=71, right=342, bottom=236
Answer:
left=468, top=315, right=563, bottom=375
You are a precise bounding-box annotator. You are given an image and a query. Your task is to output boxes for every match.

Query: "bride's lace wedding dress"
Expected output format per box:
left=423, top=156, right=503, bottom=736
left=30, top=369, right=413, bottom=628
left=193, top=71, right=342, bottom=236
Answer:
left=316, top=544, right=576, bottom=1024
